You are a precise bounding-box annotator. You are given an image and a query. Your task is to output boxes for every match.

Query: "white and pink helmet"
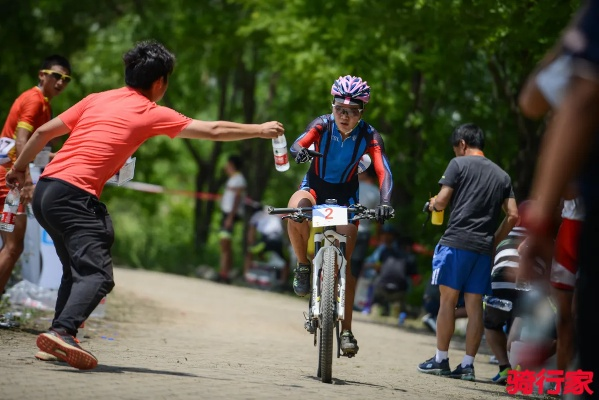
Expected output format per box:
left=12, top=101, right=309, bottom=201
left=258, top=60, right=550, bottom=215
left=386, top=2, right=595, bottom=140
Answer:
left=331, top=75, right=371, bottom=106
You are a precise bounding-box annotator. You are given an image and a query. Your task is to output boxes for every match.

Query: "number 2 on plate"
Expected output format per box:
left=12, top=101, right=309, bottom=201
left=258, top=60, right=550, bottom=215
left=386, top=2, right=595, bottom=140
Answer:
left=324, top=208, right=333, bottom=219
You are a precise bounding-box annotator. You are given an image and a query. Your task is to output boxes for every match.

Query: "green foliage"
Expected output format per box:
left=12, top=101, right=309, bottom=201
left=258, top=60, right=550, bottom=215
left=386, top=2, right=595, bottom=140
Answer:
left=1, top=0, right=580, bottom=281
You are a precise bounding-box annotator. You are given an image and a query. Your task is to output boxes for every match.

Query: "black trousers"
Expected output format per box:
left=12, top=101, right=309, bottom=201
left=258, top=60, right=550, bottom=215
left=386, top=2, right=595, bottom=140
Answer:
left=32, top=178, right=115, bottom=336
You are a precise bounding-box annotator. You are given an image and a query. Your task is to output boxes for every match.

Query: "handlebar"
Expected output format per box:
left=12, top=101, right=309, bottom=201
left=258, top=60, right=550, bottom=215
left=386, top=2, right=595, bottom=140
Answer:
left=267, top=203, right=394, bottom=223
left=306, top=149, right=323, bottom=158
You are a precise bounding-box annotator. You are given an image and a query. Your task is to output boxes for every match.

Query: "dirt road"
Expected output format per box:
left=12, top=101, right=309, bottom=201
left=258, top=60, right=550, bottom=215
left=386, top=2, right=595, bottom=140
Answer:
left=0, top=267, right=516, bottom=400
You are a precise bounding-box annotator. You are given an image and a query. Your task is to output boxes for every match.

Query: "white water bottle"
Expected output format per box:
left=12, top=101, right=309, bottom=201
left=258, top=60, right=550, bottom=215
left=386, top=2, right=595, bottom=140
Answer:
left=0, top=188, right=20, bottom=232
left=484, top=296, right=513, bottom=312
left=272, top=135, right=290, bottom=172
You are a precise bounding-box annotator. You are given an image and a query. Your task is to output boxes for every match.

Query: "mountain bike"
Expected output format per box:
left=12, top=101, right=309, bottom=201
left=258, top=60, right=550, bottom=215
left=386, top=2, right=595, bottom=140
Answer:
left=268, top=201, right=392, bottom=383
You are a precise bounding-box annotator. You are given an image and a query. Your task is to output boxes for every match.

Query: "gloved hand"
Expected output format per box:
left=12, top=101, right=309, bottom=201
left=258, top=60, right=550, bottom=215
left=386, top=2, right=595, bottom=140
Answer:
left=294, top=147, right=314, bottom=164
left=376, top=204, right=394, bottom=222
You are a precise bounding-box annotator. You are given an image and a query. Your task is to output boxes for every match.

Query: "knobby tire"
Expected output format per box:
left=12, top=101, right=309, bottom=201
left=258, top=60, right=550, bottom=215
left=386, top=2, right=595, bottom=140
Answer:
left=318, top=246, right=336, bottom=383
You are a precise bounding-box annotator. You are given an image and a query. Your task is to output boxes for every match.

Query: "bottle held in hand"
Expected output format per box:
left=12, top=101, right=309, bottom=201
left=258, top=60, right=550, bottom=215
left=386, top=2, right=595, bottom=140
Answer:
left=431, top=197, right=444, bottom=225
left=484, top=296, right=513, bottom=312
left=431, top=209, right=444, bottom=225
left=272, top=135, right=290, bottom=172
left=0, top=188, right=20, bottom=232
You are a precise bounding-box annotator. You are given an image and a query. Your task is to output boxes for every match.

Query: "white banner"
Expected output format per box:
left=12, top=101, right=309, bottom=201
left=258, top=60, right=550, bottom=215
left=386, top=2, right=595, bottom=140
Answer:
left=21, top=214, right=62, bottom=289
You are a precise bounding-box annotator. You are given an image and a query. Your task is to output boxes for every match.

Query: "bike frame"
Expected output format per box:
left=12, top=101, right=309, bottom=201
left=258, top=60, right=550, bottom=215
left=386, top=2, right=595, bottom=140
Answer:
left=266, top=202, right=390, bottom=383
left=311, top=227, right=347, bottom=322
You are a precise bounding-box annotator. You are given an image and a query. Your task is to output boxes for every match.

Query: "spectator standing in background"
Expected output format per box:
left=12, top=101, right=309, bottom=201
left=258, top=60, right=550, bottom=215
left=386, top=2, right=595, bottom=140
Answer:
left=0, top=55, right=72, bottom=295
left=417, top=123, right=518, bottom=380
left=217, top=154, right=246, bottom=284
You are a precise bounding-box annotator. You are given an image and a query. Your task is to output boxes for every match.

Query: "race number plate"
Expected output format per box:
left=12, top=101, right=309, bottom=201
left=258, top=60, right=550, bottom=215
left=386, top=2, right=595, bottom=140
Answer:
left=312, top=205, right=348, bottom=227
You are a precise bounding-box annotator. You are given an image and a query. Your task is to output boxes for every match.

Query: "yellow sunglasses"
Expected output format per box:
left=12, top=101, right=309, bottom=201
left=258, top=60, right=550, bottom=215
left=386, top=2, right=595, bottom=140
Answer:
left=41, top=69, right=72, bottom=83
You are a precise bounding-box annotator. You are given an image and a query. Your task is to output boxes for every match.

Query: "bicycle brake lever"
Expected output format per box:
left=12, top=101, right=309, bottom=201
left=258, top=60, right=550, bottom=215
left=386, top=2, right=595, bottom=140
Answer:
left=283, top=213, right=308, bottom=223
left=307, top=149, right=323, bottom=158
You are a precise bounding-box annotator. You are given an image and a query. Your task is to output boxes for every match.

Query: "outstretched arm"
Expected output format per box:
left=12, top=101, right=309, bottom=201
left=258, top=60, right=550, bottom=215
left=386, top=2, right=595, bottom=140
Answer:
left=178, top=120, right=284, bottom=141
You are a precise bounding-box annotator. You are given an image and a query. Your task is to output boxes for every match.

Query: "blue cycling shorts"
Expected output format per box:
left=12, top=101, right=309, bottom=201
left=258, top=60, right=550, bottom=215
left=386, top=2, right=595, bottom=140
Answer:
left=431, top=244, right=492, bottom=295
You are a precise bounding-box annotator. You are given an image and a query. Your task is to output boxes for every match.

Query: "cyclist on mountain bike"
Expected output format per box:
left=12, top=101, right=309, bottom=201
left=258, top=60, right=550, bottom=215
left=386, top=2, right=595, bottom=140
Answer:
left=287, top=75, right=394, bottom=356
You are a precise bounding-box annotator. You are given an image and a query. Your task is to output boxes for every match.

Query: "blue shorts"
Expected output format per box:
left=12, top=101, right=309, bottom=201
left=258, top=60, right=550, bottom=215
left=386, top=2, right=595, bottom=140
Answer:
left=431, top=244, right=492, bottom=295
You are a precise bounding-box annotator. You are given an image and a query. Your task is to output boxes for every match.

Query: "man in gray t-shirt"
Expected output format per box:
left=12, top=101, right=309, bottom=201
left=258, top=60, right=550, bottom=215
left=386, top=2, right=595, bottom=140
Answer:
left=417, top=123, right=518, bottom=380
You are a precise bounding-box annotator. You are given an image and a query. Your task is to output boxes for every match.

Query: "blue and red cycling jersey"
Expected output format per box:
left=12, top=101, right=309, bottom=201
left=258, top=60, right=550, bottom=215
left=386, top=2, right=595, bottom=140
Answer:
left=290, top=114, right=393, bottom=206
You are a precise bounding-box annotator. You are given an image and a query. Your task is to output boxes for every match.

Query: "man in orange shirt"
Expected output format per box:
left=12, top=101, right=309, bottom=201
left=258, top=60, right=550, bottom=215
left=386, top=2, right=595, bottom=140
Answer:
left=0, top=55, right=72, bottom=295
left=6, top=40, right=284, bottom=371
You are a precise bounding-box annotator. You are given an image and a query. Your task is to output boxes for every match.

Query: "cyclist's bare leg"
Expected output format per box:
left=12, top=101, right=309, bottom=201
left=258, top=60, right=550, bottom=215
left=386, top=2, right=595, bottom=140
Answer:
left=286, top=190, right=316, bottom=264
left=337, top=223, right=358, bottom=332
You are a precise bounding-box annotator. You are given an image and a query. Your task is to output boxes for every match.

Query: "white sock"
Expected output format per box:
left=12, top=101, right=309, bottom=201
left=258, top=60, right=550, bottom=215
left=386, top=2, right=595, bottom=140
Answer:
left=435, top=350, right=448, bottom=363
left=462, top=355, right=474, bottom=367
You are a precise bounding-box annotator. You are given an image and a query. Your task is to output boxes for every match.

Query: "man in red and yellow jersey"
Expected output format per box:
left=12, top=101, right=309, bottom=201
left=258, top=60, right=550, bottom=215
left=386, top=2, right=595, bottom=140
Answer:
left=0, top=55, right=72, bottom=294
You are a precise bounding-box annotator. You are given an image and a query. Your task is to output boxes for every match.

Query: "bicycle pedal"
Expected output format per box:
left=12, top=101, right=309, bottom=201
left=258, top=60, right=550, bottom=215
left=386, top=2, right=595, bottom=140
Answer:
left=304, top=320, right=316, bottom=334
left=303, top=312, right=316, bottom=333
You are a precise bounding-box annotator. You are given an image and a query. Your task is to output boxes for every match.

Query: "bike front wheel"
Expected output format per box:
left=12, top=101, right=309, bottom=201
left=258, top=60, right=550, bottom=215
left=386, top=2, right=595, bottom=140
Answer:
left=318, top=246, right=336, bottom=383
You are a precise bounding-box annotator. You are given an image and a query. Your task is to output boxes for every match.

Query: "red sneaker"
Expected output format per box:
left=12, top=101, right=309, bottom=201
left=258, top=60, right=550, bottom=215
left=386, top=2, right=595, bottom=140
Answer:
left=36, top=328, right=98, bottom=370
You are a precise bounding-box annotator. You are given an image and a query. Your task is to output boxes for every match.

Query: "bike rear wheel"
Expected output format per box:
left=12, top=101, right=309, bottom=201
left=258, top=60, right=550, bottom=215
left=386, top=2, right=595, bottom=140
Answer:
left=318, top=246, right=336, bottom=383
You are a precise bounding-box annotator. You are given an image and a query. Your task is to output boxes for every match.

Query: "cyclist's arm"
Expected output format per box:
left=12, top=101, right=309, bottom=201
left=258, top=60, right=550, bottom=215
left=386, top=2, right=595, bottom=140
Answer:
left=368, top=129, right=393, bottom=204
left=289, top=117, right=325, bottom=157
left=178, top=120, right=282, bottom=141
